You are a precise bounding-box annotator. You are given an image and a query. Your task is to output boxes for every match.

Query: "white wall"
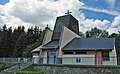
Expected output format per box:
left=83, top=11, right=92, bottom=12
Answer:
left=58, top=26, right=80, bottom=57
left=62, top=54, right=95, bottom=65
left=42, top=29, right=53, bottom=45
left=102, top=46, right=117, bottom=65
left=33, top=56, right=39, bottom=64
left=42, top=29, right=53, bottom=64
left=42, top=51, right=47, bottom=64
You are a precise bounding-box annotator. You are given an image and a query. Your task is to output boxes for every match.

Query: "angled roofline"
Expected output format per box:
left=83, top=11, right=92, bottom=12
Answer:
left=31, top=45, right=42, bottom=53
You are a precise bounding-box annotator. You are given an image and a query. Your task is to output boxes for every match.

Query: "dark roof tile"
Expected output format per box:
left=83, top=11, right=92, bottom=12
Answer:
left=62, top=38, right=115, bottom=50
left=41, top=40, right=59, bottom=49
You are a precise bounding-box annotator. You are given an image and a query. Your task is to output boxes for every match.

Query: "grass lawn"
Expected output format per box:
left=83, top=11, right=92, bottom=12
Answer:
left=0, top=62, right=17, bottom=71
left=16, top=71, right=44, bottom=74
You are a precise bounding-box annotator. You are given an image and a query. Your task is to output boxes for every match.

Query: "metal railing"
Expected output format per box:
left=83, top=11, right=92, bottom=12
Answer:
left=0, top=57, right=120, bottom=65
left=0, top=58, right=33, bottom=63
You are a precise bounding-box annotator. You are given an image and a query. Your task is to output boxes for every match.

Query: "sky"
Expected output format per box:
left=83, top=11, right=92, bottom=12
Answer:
left=0, top=0, right=120, bottom=34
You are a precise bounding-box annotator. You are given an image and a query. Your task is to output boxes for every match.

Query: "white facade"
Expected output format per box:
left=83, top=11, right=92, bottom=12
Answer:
left=33, top=56, right=39, bottom=64
left=62, top=54, right=95, bottom=65
left=102, top=46, right=117, bottom=65
left=42, top=29, right=53, bottom=45
left=42, top=51, right=47, bottom=64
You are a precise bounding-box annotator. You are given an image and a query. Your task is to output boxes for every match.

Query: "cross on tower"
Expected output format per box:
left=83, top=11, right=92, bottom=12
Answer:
left=65, top=10, right=71, bottom=15
left=46, top=24, right=49, bottom=29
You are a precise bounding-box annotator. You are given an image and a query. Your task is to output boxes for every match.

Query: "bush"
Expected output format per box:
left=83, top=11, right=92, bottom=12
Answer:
left=16, top=71, right=44, bottom=74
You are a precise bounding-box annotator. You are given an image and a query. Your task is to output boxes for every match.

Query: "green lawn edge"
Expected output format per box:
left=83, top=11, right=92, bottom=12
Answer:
left=16, top=71, right=44, bottom=74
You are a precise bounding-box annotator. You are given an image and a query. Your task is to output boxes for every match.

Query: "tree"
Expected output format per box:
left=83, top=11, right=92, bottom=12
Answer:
left=109, top=33, right=118, bottom=38
left=13, top=33, right=27, bottom=57
left=0, top=25, right=46, bottom=57
left=33, top=26, right=40, bottom=43
left=0, top=27, right=2, bottom=57
left=12, top=26, right=27, bottom=57
left=85, top=27, right=109, bottom=38
left=6, top=27, right=13, bottom=56
left=27, top=27, right=34, bottom=44
left=79, top=32, right=85, bottom=38
left=22, top=27, right=45, bottom=57
left=2, top=24, right=7, bottom=31
left=0, top=25, right=13, bottom=57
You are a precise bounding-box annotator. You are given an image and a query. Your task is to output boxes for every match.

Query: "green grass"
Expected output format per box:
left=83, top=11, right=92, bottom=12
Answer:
left=0, top=62, right=18, bottom=71
left=16, top=71, right=44, bottom=74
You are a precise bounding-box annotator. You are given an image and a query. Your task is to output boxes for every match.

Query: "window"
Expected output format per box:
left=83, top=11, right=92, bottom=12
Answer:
left=76, top=58, right=81, bottom=63
left=47, top=51, right=56, bottom=64
left=64, top=51, right=87, bottom=54
left=102, top=51, right=110, bottom=61
left=57, top=58, right=62, bottom=64
left=64, top=52, right=73, bottom=54
left=76, top=51, right=87, bottom=54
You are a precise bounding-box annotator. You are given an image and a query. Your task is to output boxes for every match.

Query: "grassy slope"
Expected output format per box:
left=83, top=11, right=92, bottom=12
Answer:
left=0, top=62, right=17, bottom=71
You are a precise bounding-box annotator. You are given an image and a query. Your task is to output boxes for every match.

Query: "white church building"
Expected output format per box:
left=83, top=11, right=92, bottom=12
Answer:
left=32, top=11, right=117, bottom=65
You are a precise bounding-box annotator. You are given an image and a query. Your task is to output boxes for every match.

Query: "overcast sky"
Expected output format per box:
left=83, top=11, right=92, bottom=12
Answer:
left=0, top=0, right=120, bottom=34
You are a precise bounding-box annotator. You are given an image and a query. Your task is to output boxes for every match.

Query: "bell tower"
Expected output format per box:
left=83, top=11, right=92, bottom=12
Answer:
left=52, top=10, right=79, bottom=40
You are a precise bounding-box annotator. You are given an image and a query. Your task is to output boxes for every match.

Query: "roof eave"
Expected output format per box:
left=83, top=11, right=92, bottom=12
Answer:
left=62, top=48, right=114, bottom=51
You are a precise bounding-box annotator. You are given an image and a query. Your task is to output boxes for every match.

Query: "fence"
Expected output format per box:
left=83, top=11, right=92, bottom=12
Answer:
left=0, top=58, right=33, bottom=63
left=0, top=57, right=120, bottom=65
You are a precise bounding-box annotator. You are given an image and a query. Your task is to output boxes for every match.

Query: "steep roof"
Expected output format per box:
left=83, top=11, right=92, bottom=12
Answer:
left=52, top=14, right=79, bottom=40
left=62, top=38, right=115, bottom=51
left=40, top=40, right=59, bottom=49
left=31, top=45, right=42, bottom=52
left=31, top=40, right=59, bottom=52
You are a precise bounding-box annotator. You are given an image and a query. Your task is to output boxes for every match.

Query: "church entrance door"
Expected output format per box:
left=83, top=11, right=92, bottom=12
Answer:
left=47, top=51, right=56, bottom=64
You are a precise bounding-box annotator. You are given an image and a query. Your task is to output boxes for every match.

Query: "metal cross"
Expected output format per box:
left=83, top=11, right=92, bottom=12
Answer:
left=65, top=10, right=71, bottom=15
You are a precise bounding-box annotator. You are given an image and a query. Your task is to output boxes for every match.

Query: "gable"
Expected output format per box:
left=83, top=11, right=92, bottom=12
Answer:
left=42, top=28, right=53, bottom=45
left=59, top=26, right=80, bottom=49
left=58, top=26, right=80, bottom=57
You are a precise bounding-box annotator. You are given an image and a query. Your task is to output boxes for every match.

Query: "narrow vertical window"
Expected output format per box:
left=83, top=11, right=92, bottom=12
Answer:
left=102, top=51, right=110, bottom=61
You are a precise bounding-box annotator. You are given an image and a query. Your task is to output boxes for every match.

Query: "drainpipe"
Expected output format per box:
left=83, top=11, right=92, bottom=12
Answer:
left=95, top=49, right=98, bottom=65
